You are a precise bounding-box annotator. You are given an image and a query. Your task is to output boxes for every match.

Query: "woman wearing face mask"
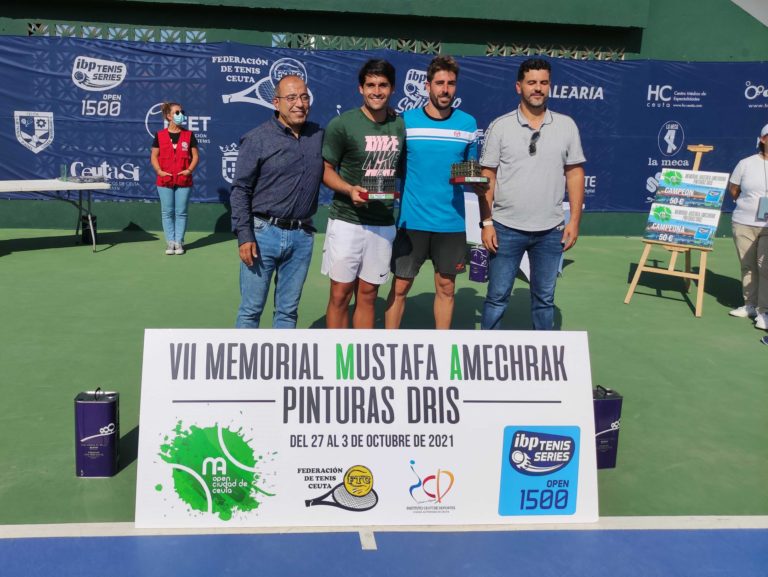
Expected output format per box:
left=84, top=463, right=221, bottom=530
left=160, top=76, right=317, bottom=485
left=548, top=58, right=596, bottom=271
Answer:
left=150, top=102, right=199, bottom=255
left=728, top=123, right=768, bottom=330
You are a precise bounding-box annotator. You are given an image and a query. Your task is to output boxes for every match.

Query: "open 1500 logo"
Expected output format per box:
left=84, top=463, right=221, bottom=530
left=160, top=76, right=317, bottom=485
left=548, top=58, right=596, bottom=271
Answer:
left=72, top=56, right=127, bottom=118
left=498, top=427, right=579, bottom=516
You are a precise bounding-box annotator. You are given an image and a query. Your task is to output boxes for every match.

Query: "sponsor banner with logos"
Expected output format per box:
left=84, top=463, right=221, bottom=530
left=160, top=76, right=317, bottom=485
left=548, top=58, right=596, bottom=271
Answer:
left=0, top=36, right=765, bottom=211
left=135, top=329, right=598, bottom=528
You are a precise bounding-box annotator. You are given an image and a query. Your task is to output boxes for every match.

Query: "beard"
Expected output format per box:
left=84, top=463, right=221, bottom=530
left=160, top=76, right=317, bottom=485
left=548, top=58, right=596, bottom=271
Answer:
left=429, top=93, right=454, bottom=111
left=522, top=92, right=548, bottom=110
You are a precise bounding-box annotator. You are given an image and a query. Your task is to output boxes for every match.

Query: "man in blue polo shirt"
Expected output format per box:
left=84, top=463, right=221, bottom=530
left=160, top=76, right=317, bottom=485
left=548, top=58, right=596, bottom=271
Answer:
left=385, top=55, right=479, bottom=329
left=230, top=74, right=324, bottom=328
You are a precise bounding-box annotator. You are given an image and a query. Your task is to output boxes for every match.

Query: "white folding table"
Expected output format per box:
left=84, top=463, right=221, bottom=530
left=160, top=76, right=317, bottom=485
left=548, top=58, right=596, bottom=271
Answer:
left=0, top=178, right=111, bottom=251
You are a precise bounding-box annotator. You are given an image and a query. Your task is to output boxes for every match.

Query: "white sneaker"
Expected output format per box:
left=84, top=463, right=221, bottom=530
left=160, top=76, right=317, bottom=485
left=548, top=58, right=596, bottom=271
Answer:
left=174, top=242, right=185, bottom=255
left=755, top=313, right=768, bottom=331
left=729, top=305, right=757, bottom=318
left=165, top=242, right=175, bottom=255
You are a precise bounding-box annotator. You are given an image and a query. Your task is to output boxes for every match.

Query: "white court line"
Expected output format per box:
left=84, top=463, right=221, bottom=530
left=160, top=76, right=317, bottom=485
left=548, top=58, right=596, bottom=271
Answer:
left=358, top=529, right=377, bottom=551
left=1, top=516, right=767, bottom=542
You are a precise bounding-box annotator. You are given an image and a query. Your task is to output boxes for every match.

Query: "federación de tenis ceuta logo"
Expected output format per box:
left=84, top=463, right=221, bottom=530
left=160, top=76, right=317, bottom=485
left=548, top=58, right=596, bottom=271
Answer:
left=305, top=465, right=378, bottom=512
left=14, top=111, right=54, bottom=154
left=157, top=421, right=276, bottom=521
left=221, top=58, right=314, bottom=109
left=498, top=426, right=580, bottom=516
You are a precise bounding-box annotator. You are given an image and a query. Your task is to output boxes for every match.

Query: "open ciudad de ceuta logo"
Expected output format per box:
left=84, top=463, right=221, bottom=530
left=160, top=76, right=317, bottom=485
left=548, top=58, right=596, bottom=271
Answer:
left=157, top=422, right=277, bottom=521
left=156, top=422, right=382, bottom=520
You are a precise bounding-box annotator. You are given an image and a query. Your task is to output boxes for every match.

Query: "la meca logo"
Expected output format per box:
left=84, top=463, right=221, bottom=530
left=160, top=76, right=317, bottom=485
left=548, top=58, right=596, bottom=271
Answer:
left=509, top=431, right=574, bottom=476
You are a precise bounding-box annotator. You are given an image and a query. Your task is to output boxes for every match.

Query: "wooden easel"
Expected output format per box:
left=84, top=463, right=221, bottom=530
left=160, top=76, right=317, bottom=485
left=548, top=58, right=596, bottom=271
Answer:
left=624, top=145, right=715, bottom=317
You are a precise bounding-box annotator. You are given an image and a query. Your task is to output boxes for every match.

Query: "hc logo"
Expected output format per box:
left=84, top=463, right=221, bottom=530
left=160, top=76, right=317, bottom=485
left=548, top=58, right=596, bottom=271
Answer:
left=647, top=84, right=672, bottom=102
left=202, top=457, right=227, bottom=475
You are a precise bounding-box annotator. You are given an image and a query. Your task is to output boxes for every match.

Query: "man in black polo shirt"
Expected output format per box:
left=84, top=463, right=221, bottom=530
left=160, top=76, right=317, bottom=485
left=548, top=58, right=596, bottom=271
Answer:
left=230, top=74, right=324, bottom=328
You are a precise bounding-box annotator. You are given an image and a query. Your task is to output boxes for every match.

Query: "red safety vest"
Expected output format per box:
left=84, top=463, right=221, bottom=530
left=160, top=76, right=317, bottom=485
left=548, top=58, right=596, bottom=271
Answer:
left=155, top=129, right=193, bottom=187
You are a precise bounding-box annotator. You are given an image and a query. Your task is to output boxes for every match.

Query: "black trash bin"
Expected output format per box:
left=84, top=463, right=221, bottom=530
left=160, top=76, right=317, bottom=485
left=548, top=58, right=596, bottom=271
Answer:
left=593, top=386, right=622, bottom=469
left=81, top=214, right=97, bottom=244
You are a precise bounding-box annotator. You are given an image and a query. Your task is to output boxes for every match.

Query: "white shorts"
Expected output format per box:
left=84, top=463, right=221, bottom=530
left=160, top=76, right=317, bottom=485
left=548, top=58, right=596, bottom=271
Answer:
left=321, top=218, right=396, bottom=284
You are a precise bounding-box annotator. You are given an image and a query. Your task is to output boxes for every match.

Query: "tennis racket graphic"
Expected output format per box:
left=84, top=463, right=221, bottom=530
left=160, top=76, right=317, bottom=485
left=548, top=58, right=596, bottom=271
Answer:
left=222, top=57, right=313, bottom=107
left=305, top=482, right=379, bottom=512
left=306, top=465, right=377, bottom=511
left=221, top=77, right=276, bottom=107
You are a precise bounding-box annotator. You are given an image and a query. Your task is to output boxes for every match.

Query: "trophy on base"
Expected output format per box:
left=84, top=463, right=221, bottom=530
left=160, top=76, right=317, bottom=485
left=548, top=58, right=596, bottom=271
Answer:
left=359, top=175, right=400, bottom=201
left=449, top=160, right=489, bottom=185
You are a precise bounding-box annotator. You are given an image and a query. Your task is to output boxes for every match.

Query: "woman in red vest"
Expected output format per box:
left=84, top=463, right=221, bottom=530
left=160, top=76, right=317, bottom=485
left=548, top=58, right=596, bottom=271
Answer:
left=150, top=102, right=199, bottom=255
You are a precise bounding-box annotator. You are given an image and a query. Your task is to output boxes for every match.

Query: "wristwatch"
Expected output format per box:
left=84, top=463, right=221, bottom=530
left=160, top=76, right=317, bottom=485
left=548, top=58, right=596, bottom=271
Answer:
left=480, top=219, right=494, bottom=229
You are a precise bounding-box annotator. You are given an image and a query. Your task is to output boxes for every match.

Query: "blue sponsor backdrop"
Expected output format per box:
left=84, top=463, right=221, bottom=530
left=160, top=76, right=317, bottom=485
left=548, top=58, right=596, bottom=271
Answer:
left=1, top=36, right=767, bottom=211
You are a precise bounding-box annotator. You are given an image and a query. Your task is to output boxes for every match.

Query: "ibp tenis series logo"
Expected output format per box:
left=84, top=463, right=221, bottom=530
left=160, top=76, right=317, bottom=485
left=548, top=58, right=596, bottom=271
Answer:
left=498, top=426, right=579, bottom=516
left=72, top=56, right=127, bottom=91
left=509, top=431, right=574, bottom=475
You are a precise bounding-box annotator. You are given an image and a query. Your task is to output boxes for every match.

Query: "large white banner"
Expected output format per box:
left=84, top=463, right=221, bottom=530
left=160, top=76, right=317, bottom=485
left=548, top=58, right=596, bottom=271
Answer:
left=135, top=329, right=598, bottom=528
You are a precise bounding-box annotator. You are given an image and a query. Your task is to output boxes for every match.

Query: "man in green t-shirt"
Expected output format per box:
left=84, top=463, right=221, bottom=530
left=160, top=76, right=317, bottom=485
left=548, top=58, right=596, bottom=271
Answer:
left=321, top=59, right=405, bottom=328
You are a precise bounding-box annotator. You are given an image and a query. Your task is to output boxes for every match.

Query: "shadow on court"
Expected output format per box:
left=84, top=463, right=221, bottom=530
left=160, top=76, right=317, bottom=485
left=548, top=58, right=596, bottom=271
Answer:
left=0, top=222, right=158, bottom=256
left=185, top=189, right=235, bottom=251
left=626, top=261, right=742, bottom=313
left=304, top=284, right=563, bottom=330
left=94, top=223, right=159, bottom=253
left=119, top=426, right=140, bottom=473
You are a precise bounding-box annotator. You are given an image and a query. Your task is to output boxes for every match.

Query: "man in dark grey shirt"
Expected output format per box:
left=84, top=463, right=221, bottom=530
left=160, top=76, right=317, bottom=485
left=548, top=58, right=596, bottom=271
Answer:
left=479, top=58, right=586, bottom=330
left=230, top=74, right=324, bottom=328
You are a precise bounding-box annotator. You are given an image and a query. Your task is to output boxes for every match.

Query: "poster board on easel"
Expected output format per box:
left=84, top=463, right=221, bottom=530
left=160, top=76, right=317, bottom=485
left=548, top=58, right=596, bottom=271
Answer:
left=624, top=145, right=729, bottom=317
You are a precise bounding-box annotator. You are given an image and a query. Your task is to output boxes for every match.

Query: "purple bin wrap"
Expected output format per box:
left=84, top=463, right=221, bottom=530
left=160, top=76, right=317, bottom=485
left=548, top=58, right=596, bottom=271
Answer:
left=75, top=389, right=119, bottom=477
left=593, top=386, right=622, bottom=469
left=469, top=246, right=488, bottom=283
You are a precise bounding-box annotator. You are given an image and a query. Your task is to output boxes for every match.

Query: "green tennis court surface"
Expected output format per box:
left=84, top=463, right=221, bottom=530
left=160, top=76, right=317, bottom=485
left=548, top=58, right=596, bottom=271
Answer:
left=0, top=228, right=766, bottom=524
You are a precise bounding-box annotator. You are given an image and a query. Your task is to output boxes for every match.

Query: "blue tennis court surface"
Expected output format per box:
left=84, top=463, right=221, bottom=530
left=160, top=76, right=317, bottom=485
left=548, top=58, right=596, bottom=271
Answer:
left=2, top=528, right=766, bottom=577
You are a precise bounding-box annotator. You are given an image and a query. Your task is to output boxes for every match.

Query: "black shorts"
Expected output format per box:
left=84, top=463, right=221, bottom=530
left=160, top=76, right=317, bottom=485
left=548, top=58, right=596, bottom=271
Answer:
left=391, top=229, right=467, bottom=278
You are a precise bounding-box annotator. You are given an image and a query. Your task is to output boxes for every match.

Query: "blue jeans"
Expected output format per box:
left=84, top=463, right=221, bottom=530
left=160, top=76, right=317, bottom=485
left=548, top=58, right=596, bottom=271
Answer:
left=236, top=217, right=315, bottom=329
left=481, top=222, right=564, bottom=331
left=157, top=186, right=191, bottom=244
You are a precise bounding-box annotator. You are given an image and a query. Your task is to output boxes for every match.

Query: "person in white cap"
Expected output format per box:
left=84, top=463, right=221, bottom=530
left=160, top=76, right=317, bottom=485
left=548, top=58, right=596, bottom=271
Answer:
left=727, top=122, right=768, bottom=330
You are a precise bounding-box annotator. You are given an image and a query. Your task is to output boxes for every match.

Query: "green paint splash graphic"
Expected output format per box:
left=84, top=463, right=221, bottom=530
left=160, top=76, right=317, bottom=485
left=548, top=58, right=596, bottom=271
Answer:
left=664, top=170, right=683, bottom=186
left=653, top=205, right=672, bottom=221
left=158, top=422, right=275, bottom=521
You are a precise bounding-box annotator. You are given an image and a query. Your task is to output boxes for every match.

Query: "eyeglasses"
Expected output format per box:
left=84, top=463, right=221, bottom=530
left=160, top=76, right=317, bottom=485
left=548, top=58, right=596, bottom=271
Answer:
left=172, top=110, right=186, bottom=116
left=276, top=94, right=311, bottom=104
left=529, top=131, right=541, bottom=156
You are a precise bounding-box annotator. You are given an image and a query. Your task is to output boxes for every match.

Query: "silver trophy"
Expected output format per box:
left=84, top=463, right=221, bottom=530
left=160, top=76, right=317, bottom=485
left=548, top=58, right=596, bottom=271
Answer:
left=359, top=175, right=399, bottom=201
left=449, top=160, right=488, bottom=184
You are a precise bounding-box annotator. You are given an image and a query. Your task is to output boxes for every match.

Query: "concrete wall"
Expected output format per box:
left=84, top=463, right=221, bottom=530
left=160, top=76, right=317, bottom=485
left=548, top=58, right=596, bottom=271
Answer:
left=1, top=0, right=765, bottom=60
